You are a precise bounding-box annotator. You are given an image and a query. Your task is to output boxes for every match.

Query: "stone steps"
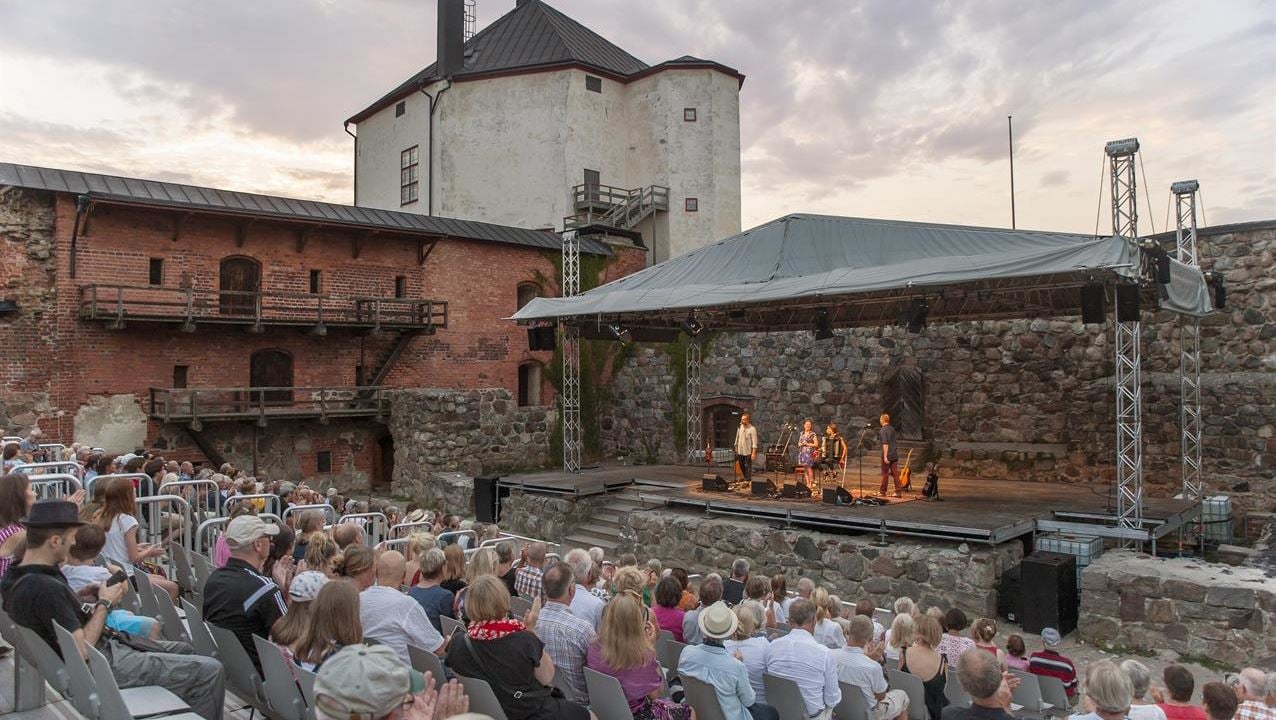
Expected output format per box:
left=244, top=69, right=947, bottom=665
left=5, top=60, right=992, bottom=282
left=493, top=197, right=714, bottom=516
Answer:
left=560, top=491, right=645, bottom=555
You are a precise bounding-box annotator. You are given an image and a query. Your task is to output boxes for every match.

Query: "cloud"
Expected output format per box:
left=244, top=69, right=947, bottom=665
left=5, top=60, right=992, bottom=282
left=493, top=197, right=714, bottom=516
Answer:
left=1040, top=170, right=1071, bottom=188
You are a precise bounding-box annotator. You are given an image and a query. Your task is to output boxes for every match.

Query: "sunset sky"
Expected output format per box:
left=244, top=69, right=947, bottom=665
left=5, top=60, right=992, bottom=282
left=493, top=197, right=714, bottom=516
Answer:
left=2, top=0, right=1272, bottom=236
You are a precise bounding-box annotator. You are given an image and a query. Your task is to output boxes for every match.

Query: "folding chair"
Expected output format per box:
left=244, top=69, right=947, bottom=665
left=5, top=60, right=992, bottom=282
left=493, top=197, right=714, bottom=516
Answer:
left=660, top=639, right=688, bottom=681
left=0, top=608, right=46, bottom=711
left=886, top=668, right=928, bottom=720
left=835, top=681, right=873, bottom=720
left=762, top=672, right=812, bottom=720
left=440, top=615, right=465, bottom=638
left=945, top=670, right=972, bottom=708
left=84, top=640, right=203, bottom=720
left=15, top=625, right=70, bottom=697
left=407, top=642, right=447, bottom=690
left=509, top=595, right=532, bottom=617
left=52, top=621, right=192, bottom=720
left=191, top=552, right=213, bottom=594
left=873, top=609, right=895, bottom=633
left=584, top=667, right=635, bottom=720
left=153, top=588, right=190, bottom=644
left=550, top=668, right=577, bottom=701
left=208, top=624, right=268, bottom=714
left=168, top=542, right=196, bottom=597
left=295, top=667, right=317, bottom=707
left=1009, top=668, right=1053, bottom=714
left=1037, top=674, right=1072, bottom=716
left=681, top=674, right=728, bottom=720
left=132, top=571, right=163, bottom=619
left=454, top=675, right=510, bottom=720
left=254, top=635, right=308, bottom=720
left=180, top=598, right=219, bottom=658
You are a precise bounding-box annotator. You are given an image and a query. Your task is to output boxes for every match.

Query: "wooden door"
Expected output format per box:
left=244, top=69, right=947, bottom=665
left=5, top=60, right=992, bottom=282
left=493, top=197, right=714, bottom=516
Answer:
left=883, top=367, right=924, bottom=439
left=219, top=257, right=260, bottom=315
left=250, top=349, right=293, bottom=405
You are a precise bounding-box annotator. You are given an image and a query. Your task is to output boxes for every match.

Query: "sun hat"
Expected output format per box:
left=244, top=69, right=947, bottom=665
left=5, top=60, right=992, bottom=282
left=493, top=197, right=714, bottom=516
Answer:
left=224, top=515, right=280, bottom=549
left=698, top=601, right=740, bottom=640
left=289, top=571, right=330, bottom=602
left=1041, top=627, right=1062, bottom=648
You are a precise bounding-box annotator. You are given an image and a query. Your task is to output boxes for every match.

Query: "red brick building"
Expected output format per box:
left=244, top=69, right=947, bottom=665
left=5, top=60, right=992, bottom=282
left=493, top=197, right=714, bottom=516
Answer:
left=0, top=163, right=645, bottom=487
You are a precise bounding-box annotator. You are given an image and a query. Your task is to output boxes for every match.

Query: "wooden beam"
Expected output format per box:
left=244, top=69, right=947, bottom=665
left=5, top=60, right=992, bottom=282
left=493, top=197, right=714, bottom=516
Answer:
left=296, top=227, right=314, bottom=254
left=417, top=239, right=438, bottom=266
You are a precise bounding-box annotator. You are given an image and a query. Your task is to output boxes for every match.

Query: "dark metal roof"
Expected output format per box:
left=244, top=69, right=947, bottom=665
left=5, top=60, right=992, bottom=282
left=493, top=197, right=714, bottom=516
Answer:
left=348, top=0, right=648, bottom=123
left=0, top=162, right=613, bottom=256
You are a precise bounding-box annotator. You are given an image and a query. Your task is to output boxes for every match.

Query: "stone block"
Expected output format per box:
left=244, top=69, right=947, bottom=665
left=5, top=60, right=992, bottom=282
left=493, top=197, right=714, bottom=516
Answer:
left=1205, top=586, right=1256, bottom=609
left=863, top=577, right=892, bottom=594
left=838, top=554, right=867, bottom=581
left=907, top=561, right=930, bottom=582
left=870, top=555, right=904, bottom=578
left=1078, top=615, right=1120, bottom=645
left=1146, top=598, right=1178, bottom=624
left=1083, top=590, right=1120, bottom=617
left=1162, top=578, right=1207, bottom=602
left=1119, top=593, right=1146, bottom=622
left=1178, top=601, right=1233, bottom=621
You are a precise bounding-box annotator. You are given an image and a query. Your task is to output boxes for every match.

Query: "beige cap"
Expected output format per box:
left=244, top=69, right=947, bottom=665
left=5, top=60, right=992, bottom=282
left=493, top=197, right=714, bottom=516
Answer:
left=223, top=515, right=279, bottom=549
left=314, top=644, right=426, bottom=718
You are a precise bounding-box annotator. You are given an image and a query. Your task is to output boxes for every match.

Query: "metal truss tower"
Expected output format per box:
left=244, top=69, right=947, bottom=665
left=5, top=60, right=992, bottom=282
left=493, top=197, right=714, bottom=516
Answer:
left=1105, top=138, right=1144, bottom=546
left=560, top=230, right=582, bottom=474
left=1172, top=180, right=1203, bottom=500
left=685, top=340, right=702, bottom=463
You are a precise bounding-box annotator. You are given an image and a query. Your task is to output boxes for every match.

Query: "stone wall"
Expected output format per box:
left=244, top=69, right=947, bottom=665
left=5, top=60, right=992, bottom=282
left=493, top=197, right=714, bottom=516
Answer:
left=496, top=491, right=614, bottom=545
left=1078, top=550, right=1275, bottom=668
left=603, top=222, right=1276, bottom=516
left=389, top=388, right=553, bottom=498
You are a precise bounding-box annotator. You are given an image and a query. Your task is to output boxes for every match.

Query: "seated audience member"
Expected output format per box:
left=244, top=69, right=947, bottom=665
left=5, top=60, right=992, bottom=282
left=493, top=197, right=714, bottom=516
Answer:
left=293, top=580, right=362, bottom=672
left=586, top=591, right=690, bottom=720
left=1120, top=660, right=1168, bottom=720
left=336, top=545, right=377, bottom=589
left=455, top=547, right=500, bottom=620
left=408, top=548, right=456, bottom=633
left=902, top=615, right=949, bottom=720
left=313, top=643, right=469, bottom=720
left=937, top=608, right=975, bottom=669
left=680, top=601, right=779, bottom=720
left=942, top=647, right=1019, bottom=720
left=265, top=524, right=296, bottom=590
left=882, top=597, right=913, bottom=650
left=835, top=615, right=908, bottom=720
left=304, top=534, right=340, bottom=578
left=203, top=514, right=288, bottom=673
left=403, top=531, right=436, bottom=587
left=1073, top=660, right=1135, bottom=720
left=812, top=587, right=846, bottom=649
left=1004, top=634, right=1029, bottom=671
left=331, top=522, right=363, bottom=550
left=855, top=599, right=884, bottom=641
left=532, top=561, right=596, bottom=703
left=360, top=550, right=445, bottom=664
left=1201, top=683, right=1238, bottom=720
left=652, top=574, right=687, bottom=642
left=770, top=574, right=789, bottom=624
left=440, top=543, right=468, bottom=595
left=445, top=575, right=594, bottom=720
left=271, top=570, right=328, bottom=664
left=1155, top=665, right=1207, bottom=720
left=610, top=566, right=646, bottom=602
left=565, top=547, right=605, bottom=629
left=1, top=500, right=226, bottom=720
left=744, top=575, right=777, bottom=628
left=884, top=614, right=913, bottom=665
left=292, top=510, right=325, bottom=562
left=642, top=558, right=662, bottom=605
left=684, top=572, right=724, bottom=644
left=724, top=557, right=750, bottom=605
left=1233, top=668, right=1273, bottom=720
left=672, top=567, right=698, bottom=611
left=95, top=475, right=179, bottom=600
left=970, top=618, right=1005, bottom=670
left=765, top=598, right=840, bottom=719
left=725, top=604, right=771, bottom=704
left=495, top=541, right=520, bottom=598
left=61, top=523, right=160, bottom=639
left=516, top=541, right=548, bottom=599
left=1028, top=627, right=1077, bottom=701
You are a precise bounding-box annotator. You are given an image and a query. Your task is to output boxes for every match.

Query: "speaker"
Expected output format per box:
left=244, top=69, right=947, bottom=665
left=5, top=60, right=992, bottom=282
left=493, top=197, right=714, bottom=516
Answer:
left=751, top=480, right=772, bottom=496
left=997, top=564, right=1022, bottom=623
left=527, top=327, right=556, bottom=351
left=701, top=474, right=727, bottom=492
left=837, top=487, right=855, bottom=505
left=822, top=488, right=838, bottom=504
left=1155, top=251, right=1172, bottom=284
left=781, top=483, right=797, bottom=498
left=1081, top=284, right=1106, bottom=324
left=1019, top=552, right=1078, bottom=635
left=1116, top=284, right=1140, bottom=322
left=1213, top=281, right=1226, bottom=309
left=473, top=474, right=503, bottom=523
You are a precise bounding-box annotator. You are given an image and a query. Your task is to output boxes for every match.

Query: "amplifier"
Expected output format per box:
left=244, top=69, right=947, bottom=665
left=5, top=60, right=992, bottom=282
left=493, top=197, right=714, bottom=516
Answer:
left=766, top=452, right=788, bottom=472
left=1020, top=552, right=1078, bottom=635
left=701, top=474, right=728, bottom=492
left=751, top=480, right=773, bottom=496
left=821, top=488, right=838, bottom=504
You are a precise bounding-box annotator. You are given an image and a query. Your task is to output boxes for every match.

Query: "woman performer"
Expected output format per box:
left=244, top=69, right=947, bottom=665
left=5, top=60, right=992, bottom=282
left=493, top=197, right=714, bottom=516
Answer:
left=797, top=419, right=819, bottom=487
left=821, top=422, right=847, bottom=475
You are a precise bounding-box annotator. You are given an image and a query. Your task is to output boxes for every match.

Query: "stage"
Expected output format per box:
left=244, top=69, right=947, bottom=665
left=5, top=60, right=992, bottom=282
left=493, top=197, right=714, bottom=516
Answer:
left=497, top=464, right=1201, bottom=548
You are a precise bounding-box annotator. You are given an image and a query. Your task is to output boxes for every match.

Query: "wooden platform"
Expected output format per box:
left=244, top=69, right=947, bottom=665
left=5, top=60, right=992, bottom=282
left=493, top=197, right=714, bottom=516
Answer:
left=498, top=464, right=1200, bottom=546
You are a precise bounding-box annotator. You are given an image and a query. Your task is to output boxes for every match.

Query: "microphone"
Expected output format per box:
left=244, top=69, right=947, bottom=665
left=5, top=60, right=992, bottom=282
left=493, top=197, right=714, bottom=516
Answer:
left=864, top=422, right=873, bottom=428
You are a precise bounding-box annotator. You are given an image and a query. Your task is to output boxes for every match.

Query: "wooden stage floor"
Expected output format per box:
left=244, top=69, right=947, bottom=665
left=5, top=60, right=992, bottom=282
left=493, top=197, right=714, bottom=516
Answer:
left=499, top=464, right=1200, bottom=545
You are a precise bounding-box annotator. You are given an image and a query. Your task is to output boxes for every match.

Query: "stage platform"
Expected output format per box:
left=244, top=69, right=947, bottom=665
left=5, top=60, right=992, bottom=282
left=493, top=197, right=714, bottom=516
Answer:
left=498, top=464, right=1200, bottom=547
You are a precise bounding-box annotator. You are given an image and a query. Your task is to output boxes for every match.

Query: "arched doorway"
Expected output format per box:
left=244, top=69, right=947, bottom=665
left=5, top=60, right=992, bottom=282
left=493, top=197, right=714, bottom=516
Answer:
left=250, top=349, right=293, bottom=404
left=220, top=256, right=261, bottom=315
left=703, top=402, right=746, bottom=451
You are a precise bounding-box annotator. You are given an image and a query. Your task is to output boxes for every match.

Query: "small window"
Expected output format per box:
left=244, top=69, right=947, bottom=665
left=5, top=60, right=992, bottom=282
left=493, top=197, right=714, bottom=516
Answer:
left=309, top=270, right=322, bottom=294
left=394, top=276, right=407, bottom=299
left=173, top=365, right=188, bottom=389
left=518, top=363, right=543, bottom=406
left=316, top=451, right=332, bottom=473
left=395, top=101, right=406, bottom=117
left=400, top=146, right=420, bottom=206
left=685, top=197, right=699, bottom=212
left=148, top=258, right=164, bottom=286
left=517, top=282, right=541, bottom=310
left=683, top=107, right=697, bottom=122
left=585, top=75, right=602, bottom=93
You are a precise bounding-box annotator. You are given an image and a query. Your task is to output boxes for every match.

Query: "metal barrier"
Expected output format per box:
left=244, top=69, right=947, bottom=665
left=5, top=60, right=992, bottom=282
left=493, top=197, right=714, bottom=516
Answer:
left=436, top=530, right=477, bottom=549
left=134, top=495, right=193, bottom=561
left=480, top=533, right=561, bottom=556
left=38, top=443, right=67, bottom=459
left=339, top=512, right=389, bottom=547
left=12, top=461, right=83, bottom=479
left=379, top=537, right=408, bottom=553
left=196, top=513, right=283, bottom=557
left=1, top=436, right=21, bottom=445
left=30, top=474, right=82, bottom=500
left=159, top=479, right=222, bottom=519
left=389, top=521, right=435, bottom=540
left=89, top=473, right=152, bottom=491
left=283, top=503, right=338, bottom=526
left=223, top=493, right=282, bottom=517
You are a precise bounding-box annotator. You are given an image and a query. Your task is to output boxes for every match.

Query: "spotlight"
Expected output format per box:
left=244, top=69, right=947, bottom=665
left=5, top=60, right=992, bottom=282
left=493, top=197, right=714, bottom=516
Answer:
left=1104, top=137, right=1139, bottom=157
left=1155, top=249, right=1172, bottom=284
left=681, top=316, right=705, bottom=337
left=905, top=298, right=929, bottom=333
left=607, top=323, right=632, bottom=344
left=814, top=308, right=834, bottom=341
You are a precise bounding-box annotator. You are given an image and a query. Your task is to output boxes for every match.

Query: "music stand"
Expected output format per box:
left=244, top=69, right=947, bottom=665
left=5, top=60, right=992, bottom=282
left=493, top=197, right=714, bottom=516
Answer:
left=853, top=423, right=872, bottom=501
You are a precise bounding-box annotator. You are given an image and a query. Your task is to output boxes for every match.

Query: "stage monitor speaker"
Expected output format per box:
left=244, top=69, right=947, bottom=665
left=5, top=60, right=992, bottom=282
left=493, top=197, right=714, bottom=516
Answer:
left=1019, top=552, right=1077, bottom=635
left=527, top=327, right=556, bottom=351
left=751, top=480, right=771, bottom=496
left=821, top=488, right=838, bottom=504
left=701, top=474, right=727, bottom=492
left=781, top=483, right=797, bottom=498
left=1081, top=284, right=1106, bottom=324
left=997, top=564, right=1022, bottom=623
left=473, top=474, right=502, bottom=523
left=1116, top=284, right=1140, bottom=322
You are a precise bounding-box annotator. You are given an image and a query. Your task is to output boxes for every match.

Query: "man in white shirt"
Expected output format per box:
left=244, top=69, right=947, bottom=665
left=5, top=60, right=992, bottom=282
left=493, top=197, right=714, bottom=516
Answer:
left=765, top=598, right=840, bottom=719
left=359, top=551, right=445, bottom=665
left=564, top=548, right=604, bottom=629
left=735, top=413, right=760, bottom=484
left=834, top=616, right=908, bottom=720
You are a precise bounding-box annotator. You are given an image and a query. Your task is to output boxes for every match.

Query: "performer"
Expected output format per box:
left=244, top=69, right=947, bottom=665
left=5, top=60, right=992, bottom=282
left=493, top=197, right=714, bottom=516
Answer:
left=734, top=413, right=759, bottom=483
left=879, top=413, right=902, bottom=498
left=820, top=422, right=847, bottom=471
left=797, top=419, right=818, bottom=487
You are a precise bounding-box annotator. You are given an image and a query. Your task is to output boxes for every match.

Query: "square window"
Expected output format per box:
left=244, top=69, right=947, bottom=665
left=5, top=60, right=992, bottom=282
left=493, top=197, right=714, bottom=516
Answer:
left=684, top=107, right=697, bottom=122
left=395, top=101, right=406, bottom=117
left=309, top=270, right=322, bottom=294
left=585, top=75, right=602, bottom=93
left=148, top=258, right=164, bottom=286
left=685, top=197, right=699, bottom=212
left=316, top=451, right=332, bottom=473
left=173, top=365, right=188, bottom=389
left=395, top=276, right=407, bottom=298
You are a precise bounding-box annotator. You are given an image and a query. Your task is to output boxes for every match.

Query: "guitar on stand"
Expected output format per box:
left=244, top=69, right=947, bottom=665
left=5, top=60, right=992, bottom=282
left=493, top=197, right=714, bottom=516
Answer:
left=898, top=448, right=914, bottom=493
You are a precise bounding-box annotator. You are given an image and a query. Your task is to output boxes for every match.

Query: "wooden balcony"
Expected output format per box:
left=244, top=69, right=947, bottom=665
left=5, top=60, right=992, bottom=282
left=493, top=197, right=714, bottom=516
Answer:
left=149, top=386, right=392, bottom=425
left=80, top=284, right=448, bottom=333
left=565, top=184, right=669, bottom=231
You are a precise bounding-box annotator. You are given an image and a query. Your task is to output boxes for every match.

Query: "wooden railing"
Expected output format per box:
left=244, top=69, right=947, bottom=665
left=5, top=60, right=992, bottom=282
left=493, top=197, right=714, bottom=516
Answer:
left=565, top=184, right=669, bottom=230
left=80, top=285, right=448, bottom=331
left=149, top=386, right=392, bottom=424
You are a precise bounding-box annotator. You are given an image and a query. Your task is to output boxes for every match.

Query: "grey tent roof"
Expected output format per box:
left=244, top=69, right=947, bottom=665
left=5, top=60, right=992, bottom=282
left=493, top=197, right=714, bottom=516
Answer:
left=513, top=213, right=1212, bottom=324
left=0, top=162, right=614, bottom=256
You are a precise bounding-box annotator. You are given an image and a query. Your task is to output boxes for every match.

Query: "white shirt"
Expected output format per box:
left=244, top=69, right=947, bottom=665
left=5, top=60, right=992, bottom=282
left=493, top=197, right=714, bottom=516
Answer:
left=725, top=635, right=771, bottom=702
left=63, top=564, right=112, bottom=593
left=772, top=598, right=788, bottom=625
left=765, top=628, right=841, bottom=715
left=569, top=583, right=604, bottom=629
left=735, top=424, right=759, bottom=456
left=833, top=646, right=888, bottom=709
left=1128, top=706, right=1169, bottom=720
left=102, top=514, right=139, bottom=576
left=814, top=618, right=847, bottom=649
left=359, top=584, right=444, bottom=665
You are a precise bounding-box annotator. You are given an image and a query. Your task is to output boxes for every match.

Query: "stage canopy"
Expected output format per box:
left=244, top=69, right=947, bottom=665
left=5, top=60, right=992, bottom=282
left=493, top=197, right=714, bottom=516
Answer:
left=513, top=214, right=1212, bottom=331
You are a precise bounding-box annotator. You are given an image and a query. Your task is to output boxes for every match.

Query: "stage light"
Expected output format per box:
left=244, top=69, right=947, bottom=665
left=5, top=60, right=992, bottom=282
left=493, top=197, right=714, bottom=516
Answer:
left=1155, top=249, right=1172, bottom=284
left=813, top=308, right=834, bottom=341
left=681, top=316, right=705, bottom=337
left=607, top=323, right=632, bottom=344
left=905, top=298, right=929, bottom=333
left=1104, top=138, right=1139, bottom=157
left=1170, top=179, right=1199, bottom=194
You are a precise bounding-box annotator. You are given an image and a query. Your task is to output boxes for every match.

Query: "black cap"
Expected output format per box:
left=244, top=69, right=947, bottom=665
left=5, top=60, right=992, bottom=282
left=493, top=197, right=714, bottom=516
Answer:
left=22, top=500, right=86, bottom=528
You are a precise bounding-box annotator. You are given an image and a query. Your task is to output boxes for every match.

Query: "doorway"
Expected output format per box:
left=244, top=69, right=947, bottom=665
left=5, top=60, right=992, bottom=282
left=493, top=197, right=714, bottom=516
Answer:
left=374, top=434, right=395, bottom=490
left=250, top=349, right=293, bottom=404
left=219, top=256, right=261, bottom=315
left=882, top=366, right=924, bottom=439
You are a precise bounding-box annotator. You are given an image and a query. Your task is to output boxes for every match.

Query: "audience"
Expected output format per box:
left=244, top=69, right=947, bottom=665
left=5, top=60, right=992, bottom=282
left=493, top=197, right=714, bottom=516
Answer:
left=532, top=561, right=596, bottom=704
left=292, top=580, right=362, bottom=672
left=812, top=587, right=847, bottom=649
left=440, top=543, right=468, bottom=594
left=312, top=643, right=468, bottom=720
left=937, top=608, right=975, bottom=669
left=0, top=472, right=34, bottom=580
left=359, top=550, right=445, bottom=665
left=95, top=475, right=180, bottom=600
left=652, top=574, right=687, bottom=642
left=1121, top=660, right=1168, bottom=720
left=565, top=547, right=604, bottom=629
left=679, top=600, right=779, bottom=720
left=495, top=540, right=520, bottom=597
left=943, top=647, right=1019, bottom=720
left=1156, top=664, right=1207, bottom=720
left=725, top=604, right=770, bottom=704
left=970, top=617, right=1005, bottom=670
left=1234, top=668, right=1273, bottom=720
left=1029, top=627, right=1078, bottom=701
left=270, top=570, right=328, bottom=666
left=769, top=574, right=789, bottom=624
left=766, top=597, right=840, bottom=718
left=902, top=615, right=949, bottom=720
left=884, top=613, right=913, bottom=665
left=683, top=572, right=724, bottom=645
left=1075, top=660, right=1135, bottom=720
left=724, top=557, right=750, bottom=605
left=835, top=615, right=909, bottom=720
left=203, top=514, right=289, bottom=673
left=671, top=567, right=698, bottom=611
left=61, top=523, right=161, bottom=639
left=586, top=590, right=690, bottom=719
left=1201, top=683, right=1238, bottom=720
left=1004, top=634, right=1029, bottom=671
left=304, top=533, right=340, bottom=577
left=409, top=547, right=456, bottom=633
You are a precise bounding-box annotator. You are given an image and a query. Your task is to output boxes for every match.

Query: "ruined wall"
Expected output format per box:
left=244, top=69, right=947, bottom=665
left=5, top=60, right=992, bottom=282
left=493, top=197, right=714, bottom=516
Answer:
left=0, top=188, right=57, bottom=435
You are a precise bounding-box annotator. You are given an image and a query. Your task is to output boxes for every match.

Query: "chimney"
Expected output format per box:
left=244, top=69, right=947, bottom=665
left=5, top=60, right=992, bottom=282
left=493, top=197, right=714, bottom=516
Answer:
left=437, top=0, right=465, bottom=78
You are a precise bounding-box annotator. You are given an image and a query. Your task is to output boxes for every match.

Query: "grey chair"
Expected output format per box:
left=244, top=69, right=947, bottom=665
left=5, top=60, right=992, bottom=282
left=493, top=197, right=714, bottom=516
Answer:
left=873, top=609, right=895, bottom=631
left=295, top=667, right=317, bottom=707
left=191, top=553, right=213, bottom=594
left=660, top=639, right=688, bottom=681
left=132, top=571, right=163, bottom=619
left=84, top=640, right=204, bottom=720
left=153, top=586, right=190, bottom=644
left=763, top=672, right=812, bottom=720
left=180, top=599, right=219, bottom=658
left=945, top=669, right=972, bottom=708
left=681, top=674, right=729, bottom=720
left=550, top=667, right=577, bottom=702
left=1037, top=674, right=1071, bottom=716
left=835, top=682, right=874, bottom=720
left=15, top=624, right=71, bottom=697
left=886, top=668, right=928, bottom=720
left=0, top=608, right=46, bottom=712
left=440, top=615, right=464, bottom=638
left=584, top=667, right=635, bottom=720
left=253, top=635, right=308, bottom=720
left=208, top=624, right=267, bottom=712
left=509, top=595, right=532, bottom=617
left=168, top=542, right=196, bottom=596
left=52, top=621, right=192, bottom=720
left=407, top=642, right=447, bottom=690
left=454, top=674, right=510, bottom=720
left=1009, top=668, right=1054, bottom=714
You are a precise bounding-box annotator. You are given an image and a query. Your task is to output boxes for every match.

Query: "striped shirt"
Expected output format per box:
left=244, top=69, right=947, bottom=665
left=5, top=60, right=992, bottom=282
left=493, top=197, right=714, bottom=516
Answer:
left=1027, top=649, right=1077, bottom=697
left=1236, top=700, right=1275, bottom=720
left=533, top=601, right=595, bottom=703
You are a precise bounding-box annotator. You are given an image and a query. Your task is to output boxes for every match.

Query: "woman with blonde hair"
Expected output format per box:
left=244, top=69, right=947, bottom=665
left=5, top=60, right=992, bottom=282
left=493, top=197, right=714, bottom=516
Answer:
left=292, top=579, right=361, bottom=672
left=885, top=613, right=914, bottom=664
left=971, top=617, right=1006, bottom=669
left=611, top=565, right=647, bottom=598
left=724, top=604, right=770, bottom=702
left=303, top=534, right=339, bottom=578
left=812, top=587, right=846, bottom=649
left=455, top=546, right=500, bottom=620
left=586, top=591, right=690, bottom=720
left=335, top=545, right=376, bottom=589
left=95, top=476, right=178, bottom=600
left=402, top=531, right=437, bottom=586
left=901, top=615, right=948, bottom=720
left=446, top=575, right=594, bottom=720
left=441, top=542, right=468, bottom=594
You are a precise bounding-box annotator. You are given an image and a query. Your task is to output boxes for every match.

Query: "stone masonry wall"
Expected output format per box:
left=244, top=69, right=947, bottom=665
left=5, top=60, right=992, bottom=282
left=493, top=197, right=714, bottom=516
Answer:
left=1078, top=550, right=1275, bottom=668
left=497, top=491, right=613, bottom=546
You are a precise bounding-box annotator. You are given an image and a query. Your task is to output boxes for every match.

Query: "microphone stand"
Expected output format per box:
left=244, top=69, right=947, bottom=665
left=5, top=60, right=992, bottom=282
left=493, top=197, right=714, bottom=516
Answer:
left=854, top=424, right=872, bottom=500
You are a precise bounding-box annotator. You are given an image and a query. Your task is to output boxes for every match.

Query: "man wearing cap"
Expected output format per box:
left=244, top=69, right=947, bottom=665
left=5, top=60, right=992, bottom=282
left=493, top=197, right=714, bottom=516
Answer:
left=313, top=644, right=467, bottom=720
left=1028, top=628, right=1077, bottom=701
left=834, top=616, right=908, bottom=720
left=1, top=500, right=226, bottom=720
left=679, top=601, right=779, bottom=720
left=202, top=514, right=288, bottom=672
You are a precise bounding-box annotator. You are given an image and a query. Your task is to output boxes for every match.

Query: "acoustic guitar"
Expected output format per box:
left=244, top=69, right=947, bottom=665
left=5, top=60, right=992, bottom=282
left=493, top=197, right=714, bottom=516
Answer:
left=898, top=449, right=914, bottom=491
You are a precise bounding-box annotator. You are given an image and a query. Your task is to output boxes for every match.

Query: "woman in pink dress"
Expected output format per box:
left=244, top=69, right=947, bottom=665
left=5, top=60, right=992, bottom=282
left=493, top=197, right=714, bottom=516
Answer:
left=796, top=420, right=819, bottom=488
left=650, top=576, right=685, bottom=642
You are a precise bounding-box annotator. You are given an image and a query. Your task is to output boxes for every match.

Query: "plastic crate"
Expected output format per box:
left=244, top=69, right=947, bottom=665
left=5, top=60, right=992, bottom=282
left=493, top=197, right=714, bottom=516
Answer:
left=1036, top=533, right=1104, bottom=583
left=1201, top=495, right=1233, bottom=542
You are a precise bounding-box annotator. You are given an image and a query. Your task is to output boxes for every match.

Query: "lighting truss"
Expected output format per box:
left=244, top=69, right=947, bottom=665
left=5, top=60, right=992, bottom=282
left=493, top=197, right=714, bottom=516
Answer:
left=1173, top=180, right=1203, bottom=500
left=560, top=230, right=582, bottom=474
left=685, top=339, right=702, bottom=464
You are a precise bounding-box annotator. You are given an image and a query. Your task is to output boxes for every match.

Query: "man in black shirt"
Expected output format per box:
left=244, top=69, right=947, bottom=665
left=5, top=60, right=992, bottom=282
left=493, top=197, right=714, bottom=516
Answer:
left=879, top=413, right=902, bottom=498
left=722, top=558, right=749, bottom=606
left=202, top=514, right=287, bottom=672
left=941, top=647, right=1023, bottom=720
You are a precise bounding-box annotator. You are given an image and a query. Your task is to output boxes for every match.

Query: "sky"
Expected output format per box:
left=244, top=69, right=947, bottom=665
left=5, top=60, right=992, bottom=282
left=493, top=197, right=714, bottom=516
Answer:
left=1, top=0, right=1273, bottom=235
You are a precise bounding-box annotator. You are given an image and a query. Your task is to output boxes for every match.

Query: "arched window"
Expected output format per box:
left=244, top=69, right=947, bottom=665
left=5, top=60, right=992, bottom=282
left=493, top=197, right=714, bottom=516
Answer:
left=250, top=349, right=293, bottom=404
left=219, top=256, right=261, bottom=316
left=516, top=282, right=541, bottom=310
left=517, top=362, right=543, bottom=407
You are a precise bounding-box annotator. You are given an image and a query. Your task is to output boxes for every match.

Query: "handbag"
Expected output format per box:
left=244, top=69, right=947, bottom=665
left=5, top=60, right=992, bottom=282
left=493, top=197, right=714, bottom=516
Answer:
left=461, top=634, right=564, bottom=702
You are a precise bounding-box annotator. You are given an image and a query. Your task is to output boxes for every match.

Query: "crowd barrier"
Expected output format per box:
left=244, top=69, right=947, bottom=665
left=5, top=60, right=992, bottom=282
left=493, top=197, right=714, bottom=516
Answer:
left=338, top=512, right=389, bottom=547
left=13, top=461, right=84, bottom=479
left=283, top=503, right=338, bottom=525
left=224, top=493, right=282, bottom=518
left=30, top=474, right=82, bottom=500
